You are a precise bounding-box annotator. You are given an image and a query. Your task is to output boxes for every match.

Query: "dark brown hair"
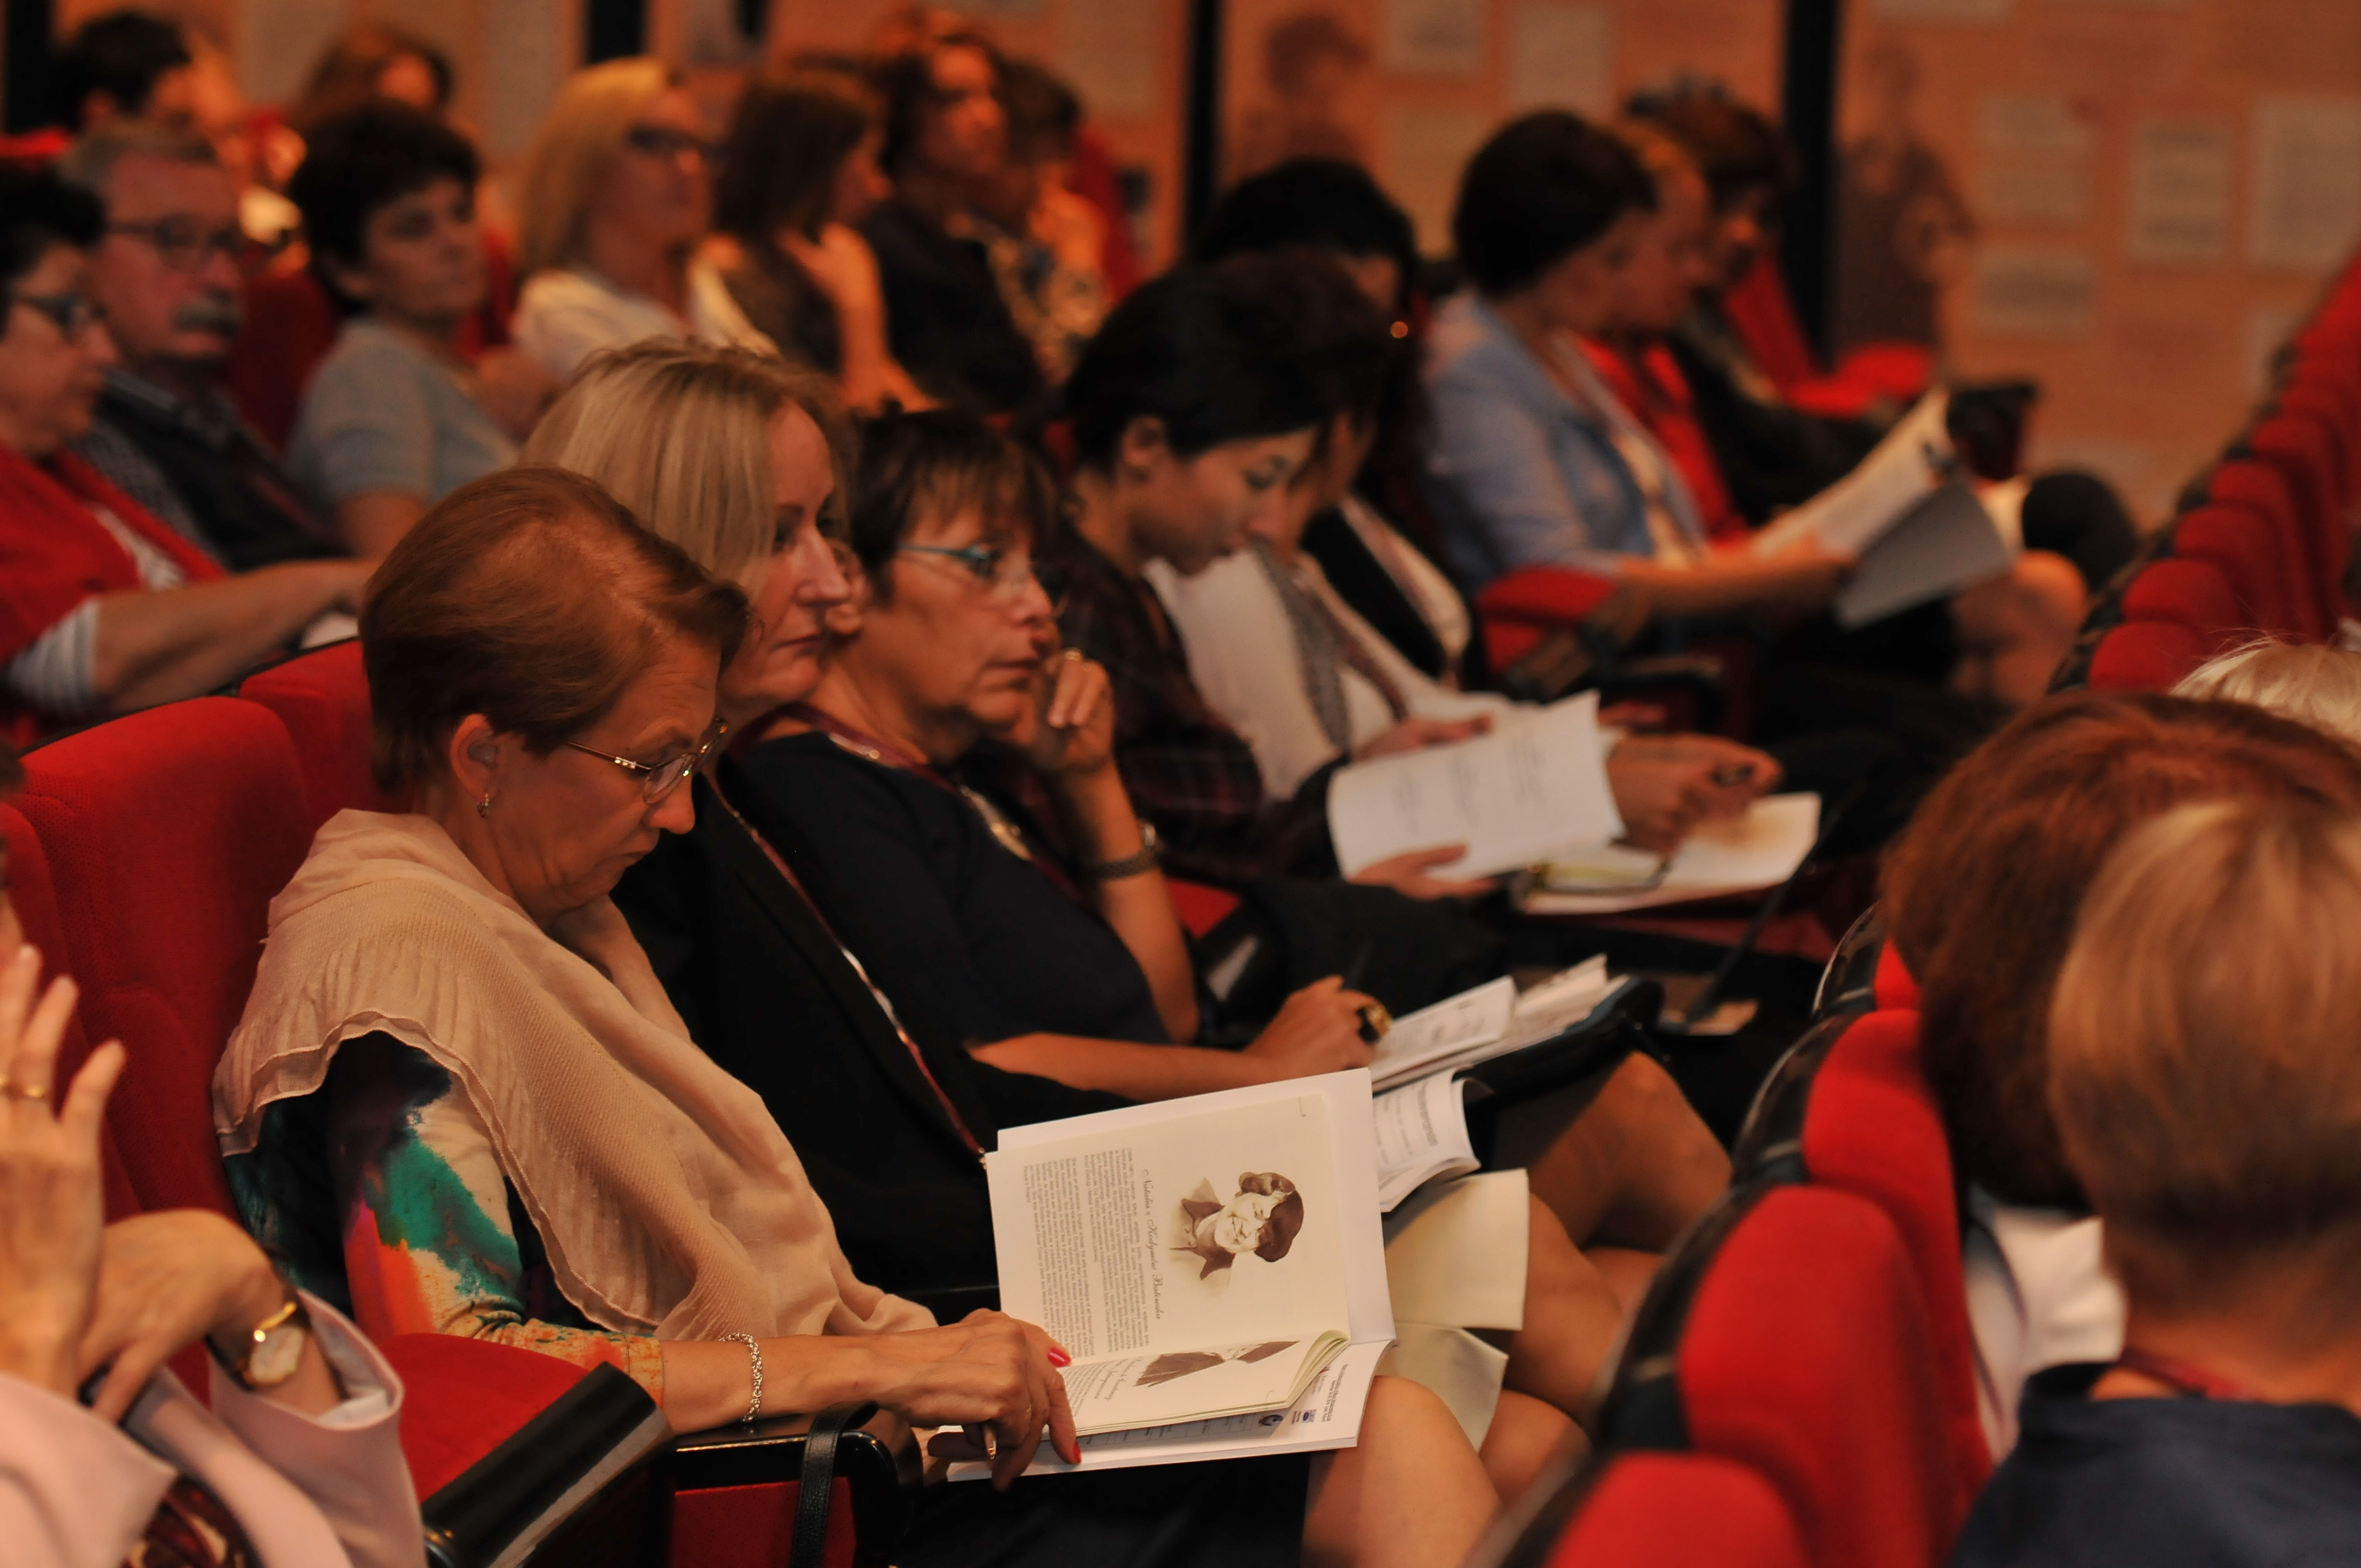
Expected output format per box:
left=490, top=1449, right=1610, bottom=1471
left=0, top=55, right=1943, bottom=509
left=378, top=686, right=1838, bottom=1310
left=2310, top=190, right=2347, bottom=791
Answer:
left=1883, top=690, right=2361, bottom=1209
left=847, top=409, right=1054, bottom=602
left=361, top=467, right=749, bottom=791
left=714, top=67, right=874, bottom=244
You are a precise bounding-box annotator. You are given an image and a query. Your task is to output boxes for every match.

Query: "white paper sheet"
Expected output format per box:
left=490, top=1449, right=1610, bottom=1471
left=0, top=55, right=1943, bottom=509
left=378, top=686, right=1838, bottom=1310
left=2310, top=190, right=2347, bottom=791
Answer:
left=1326, top=693, right=1622, bottom=880
left=1749, top=390, right=1952, bottom=559
left=1974, top=95, right=2093, bottom=225
left=1506, top=3, right=1613, bottom=115
left=2249, top=97, right=2361, bottom=271
left=1372, top=1071, right=1480, bottom=1210
left=1971, top=248, right=2097, bottom=338
left=1382, top=1170, right=1530, bottom=1331
left=1367, top=977, right=1516, bottom=1090
left=1834, top=482, right=2014, bottom=628
left=2127, top=120, right=2234, bottom=265
left=1380, top=0, right=1486, bottom=74
left=1524, top=794, right=1821, bottom=915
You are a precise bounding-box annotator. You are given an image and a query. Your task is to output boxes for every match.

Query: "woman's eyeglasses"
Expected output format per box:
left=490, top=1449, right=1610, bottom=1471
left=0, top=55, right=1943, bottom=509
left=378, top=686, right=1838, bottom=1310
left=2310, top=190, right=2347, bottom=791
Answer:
left=10, top=291, right=102, bottom=339
left=897, top=542, right=1053, bottom=607
left=565, top=718, right=726, bottom=804
left=623, top=124, right=719, bottom=164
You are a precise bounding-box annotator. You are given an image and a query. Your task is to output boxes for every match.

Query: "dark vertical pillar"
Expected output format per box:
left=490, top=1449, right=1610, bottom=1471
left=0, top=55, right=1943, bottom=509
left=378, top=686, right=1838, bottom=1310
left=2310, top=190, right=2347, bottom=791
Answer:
left=1780, top=0, right=1845, bottom=361
left=1181, top=0, right=1225, bottom=251
left=5, top=0, right=57, bottom=134
left=585, top=0, right=646, bottom=65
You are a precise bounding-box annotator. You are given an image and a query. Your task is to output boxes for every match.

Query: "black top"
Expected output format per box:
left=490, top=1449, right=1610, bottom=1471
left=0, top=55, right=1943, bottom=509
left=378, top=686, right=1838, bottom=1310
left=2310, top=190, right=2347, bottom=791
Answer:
left=860, top=199, right=1046, bottom=416
left=1951, top=1363, right=2361, bottom=1567
left=739, top=732, right=1171, bottom=1047
left=612, top=763, right=1119, bottom=1298
left=80, top=373, right=339, bottom=570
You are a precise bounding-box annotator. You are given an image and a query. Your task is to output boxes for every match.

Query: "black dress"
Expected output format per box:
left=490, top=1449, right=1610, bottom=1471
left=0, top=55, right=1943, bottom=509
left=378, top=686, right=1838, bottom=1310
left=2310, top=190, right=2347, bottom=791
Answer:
left=861, top=199, right=1046, bottom=416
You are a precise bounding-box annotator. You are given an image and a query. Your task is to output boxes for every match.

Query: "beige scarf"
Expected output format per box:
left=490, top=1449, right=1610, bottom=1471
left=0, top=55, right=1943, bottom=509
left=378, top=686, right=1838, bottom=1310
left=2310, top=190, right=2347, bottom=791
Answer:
left=215, top=810, right=933, bottom=1343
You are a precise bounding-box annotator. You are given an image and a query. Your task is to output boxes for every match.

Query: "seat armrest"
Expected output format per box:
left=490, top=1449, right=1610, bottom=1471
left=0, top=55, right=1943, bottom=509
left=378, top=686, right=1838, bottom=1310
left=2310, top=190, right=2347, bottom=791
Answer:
left=668, top=1403, right=923, bottom=1567
left=421, top=1364, right=670, bottom=1568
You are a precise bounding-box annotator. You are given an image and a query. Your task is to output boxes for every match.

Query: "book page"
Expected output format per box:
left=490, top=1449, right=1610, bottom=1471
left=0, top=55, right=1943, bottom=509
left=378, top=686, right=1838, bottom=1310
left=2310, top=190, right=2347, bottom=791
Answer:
left=1367, top=976, right=1515, bottom=1090
left=1832, top=483, right=2014, bottom=629
left=1525, top=795, right=1822, bottom=915
left=990, top=1092, right=1348, bottom=1373
left=1750, top=390, right=1952, bottom=559
left=1372, top=1070, right=1478, bottom=1210
left=1327, top=694, right=1622, bottom=879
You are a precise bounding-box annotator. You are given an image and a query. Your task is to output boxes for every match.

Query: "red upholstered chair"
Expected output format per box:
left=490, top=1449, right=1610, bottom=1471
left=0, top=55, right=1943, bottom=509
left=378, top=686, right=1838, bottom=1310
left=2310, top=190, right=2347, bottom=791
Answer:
left=1166, top=878, right=1242, bottom=937
left=1796, top=1012, right=1988, bottom=1499
left=1874, top=938, right=1920, bottom=1012
left=1528, top=1453, right=1808, bottom=1568
left=237, top=641, right=410, bottom=829
left=2087, top=618, right=2208, bottom=692
left=2248, top=415, right=2346, bottom=601
left=1677, top=1185, right=1962, bottom=1568
left=2204, top=461, right=2327, bottom=639
left=2117, top=558, right=2245, bottom=646
left=13, top=698, right=314, bottom=1217
left=1475, top=565, right=1626, bottom=671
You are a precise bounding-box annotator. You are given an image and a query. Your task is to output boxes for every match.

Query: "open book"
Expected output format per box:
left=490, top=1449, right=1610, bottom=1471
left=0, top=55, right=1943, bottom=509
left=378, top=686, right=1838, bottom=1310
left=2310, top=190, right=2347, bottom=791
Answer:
left=964, top=1071, right=1396, bottom=1476
left=1749, top=389, right=1955, bottom=560
left=1367, top=956, right=1621, bottom=1091
left=1326, top=694, right=1623, bottom=880
left=1519, top=793, right=1823, bottom=915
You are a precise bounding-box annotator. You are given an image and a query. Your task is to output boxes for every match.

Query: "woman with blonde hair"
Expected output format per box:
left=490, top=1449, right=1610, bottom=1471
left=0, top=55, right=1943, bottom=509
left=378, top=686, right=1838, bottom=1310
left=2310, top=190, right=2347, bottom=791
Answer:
left=509, top=58, right=774, bottom=383
left=2172, top=638, right=2361, bottom=746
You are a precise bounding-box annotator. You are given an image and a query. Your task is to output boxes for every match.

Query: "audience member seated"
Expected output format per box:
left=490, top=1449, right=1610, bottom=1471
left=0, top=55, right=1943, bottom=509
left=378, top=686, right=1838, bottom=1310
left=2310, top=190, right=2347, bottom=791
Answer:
left=1593, top=121, right=2086, bottom=708
left=216, top=464, right=1497, bottom=1567
left=860, top=28, right=1048, bottom=415
left=1194, top=158, right=1480, bottom=688
left=732, top=407, right=1728, bottom=1491
left=284, top=104, right=523, bottom=557
left=56, top=123, right=339, bottom=570
left=2173, top=639, right=2361, bottom=739
left=511, top=58, right=774, bottom=384
left=969, top=59, right=1109, bottom=385
left=0, top=750, right=421, bottom=1568
left=1633, top=90, right=2140, bottom=595
left=1155, top=254, right=1783, bottom=855
left=1879, top=691, right=2361, bottom=1456
left=1954, top=797, right=2361, bottom=1567
left=0, top=165, right=367, bottom=745
left=55, top=10, right=196, bottom=135
left=708, top=66, right=931, bottom=413
left=285, top=20, right=455, bottom=134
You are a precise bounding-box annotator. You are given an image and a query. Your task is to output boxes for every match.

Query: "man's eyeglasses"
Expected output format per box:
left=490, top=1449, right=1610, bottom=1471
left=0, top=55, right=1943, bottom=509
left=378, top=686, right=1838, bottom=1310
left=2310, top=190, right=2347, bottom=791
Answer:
left=623, top=125, right=719, bottom=164
left=897, top=542, right=1049, bottom=606
left=107, top=217, right=257, bottom=275
left=10, top=291, right=103, bottom=339
left=564, top=718, right=727, bottom=804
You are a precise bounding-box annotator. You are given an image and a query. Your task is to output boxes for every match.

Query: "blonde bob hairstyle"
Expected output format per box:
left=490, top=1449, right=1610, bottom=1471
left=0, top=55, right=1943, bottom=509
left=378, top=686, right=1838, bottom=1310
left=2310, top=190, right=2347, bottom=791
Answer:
left=2172, top=638, right=2361, bottom=748
left=523, top=340, right=852, bottom=589
left=2049, top=797, right=2361, bottom=1311
left=516, top=56, right=677, bottom=279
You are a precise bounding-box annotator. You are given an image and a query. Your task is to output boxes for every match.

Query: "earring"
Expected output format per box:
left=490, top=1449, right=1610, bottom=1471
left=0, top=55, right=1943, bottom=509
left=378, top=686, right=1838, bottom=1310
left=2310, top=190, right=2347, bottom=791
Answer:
left=478, top=793, right=493, bottom=818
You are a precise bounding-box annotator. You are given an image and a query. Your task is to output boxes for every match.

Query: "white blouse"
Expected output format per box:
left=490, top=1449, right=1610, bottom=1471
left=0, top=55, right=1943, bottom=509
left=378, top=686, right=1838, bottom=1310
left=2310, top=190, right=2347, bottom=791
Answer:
left=512, top=259, right=777, bottom=383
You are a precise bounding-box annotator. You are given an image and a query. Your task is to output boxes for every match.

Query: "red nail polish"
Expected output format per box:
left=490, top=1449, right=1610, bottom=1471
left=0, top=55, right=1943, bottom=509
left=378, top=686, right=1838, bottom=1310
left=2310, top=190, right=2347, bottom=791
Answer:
left=1047, top=1348, right=1071, bottom=1367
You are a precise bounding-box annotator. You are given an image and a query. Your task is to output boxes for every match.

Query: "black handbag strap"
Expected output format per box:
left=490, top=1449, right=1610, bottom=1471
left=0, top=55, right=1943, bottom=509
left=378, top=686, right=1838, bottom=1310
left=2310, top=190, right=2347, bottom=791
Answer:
left=789, top=1401, right=878, bottom=1568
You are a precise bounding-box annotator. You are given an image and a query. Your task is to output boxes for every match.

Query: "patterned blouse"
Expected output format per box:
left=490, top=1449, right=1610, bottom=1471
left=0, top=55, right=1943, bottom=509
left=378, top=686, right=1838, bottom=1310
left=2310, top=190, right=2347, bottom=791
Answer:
left=226, top=1032, right=667, bottom=1398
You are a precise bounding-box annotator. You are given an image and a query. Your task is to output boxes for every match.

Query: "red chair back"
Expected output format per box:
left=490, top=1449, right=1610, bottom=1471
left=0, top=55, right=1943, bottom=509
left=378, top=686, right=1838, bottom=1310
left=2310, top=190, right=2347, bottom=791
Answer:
left=1678, top=1185, right=1963, bottom=1568
left=2117, top=557, right=2244, bottom=645
left=237, top=641, right=410, bottom=827
left=13, top=699, right=314, bottom=1215
left=1543, top=1453, right=1807, bottom=1568
left=1799, top=1012, right=1989, bottom=1499
left=1872, top=939, right=1919, bottom=1011
left=2170, top=505, right=2297, bottom=636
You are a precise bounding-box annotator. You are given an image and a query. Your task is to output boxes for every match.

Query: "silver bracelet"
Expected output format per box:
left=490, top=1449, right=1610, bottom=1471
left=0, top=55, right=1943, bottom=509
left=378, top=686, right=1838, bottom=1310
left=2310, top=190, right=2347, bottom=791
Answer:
left=721, top=1332, right=764, bottom=1424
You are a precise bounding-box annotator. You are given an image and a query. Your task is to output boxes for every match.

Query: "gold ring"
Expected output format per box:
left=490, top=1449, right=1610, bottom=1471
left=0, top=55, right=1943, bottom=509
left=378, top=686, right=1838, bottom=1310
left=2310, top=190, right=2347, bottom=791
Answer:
left=0, top=1079, right=48, bottom=1101
left=1356, top=1002, right=1392, bottom=1043
left=1060, top=648, right=1084, bottom=662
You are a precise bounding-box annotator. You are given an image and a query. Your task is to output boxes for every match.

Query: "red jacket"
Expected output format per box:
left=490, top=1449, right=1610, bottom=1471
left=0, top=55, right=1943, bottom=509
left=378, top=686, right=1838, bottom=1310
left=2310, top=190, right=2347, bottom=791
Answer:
left=1585, top=340, right=1749, bottom=545
left=0, top=444, right=226, bottom=746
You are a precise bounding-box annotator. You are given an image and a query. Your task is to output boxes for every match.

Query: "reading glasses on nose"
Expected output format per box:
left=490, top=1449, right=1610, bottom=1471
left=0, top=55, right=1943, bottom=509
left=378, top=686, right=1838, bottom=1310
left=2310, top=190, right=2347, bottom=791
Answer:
left=565, top=718, right=727, bottom=804
left=897, top=542, right=1047, bottom=604
left=10, top=291, right=102, bottom=337
left=623, top=125, right=720, bottom=162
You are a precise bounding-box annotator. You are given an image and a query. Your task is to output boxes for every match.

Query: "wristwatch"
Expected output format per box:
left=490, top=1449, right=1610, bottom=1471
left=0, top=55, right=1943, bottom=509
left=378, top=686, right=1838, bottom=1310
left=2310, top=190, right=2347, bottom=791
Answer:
left=213, top=1293, right=312, bottom=1391
left=1082, top=822, right=1161, bottom=880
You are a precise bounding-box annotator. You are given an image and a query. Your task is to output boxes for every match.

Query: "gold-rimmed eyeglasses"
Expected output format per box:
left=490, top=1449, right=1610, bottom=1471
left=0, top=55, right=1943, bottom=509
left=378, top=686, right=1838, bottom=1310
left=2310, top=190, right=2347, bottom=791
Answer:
left=564, top=717, right=727, bottom=804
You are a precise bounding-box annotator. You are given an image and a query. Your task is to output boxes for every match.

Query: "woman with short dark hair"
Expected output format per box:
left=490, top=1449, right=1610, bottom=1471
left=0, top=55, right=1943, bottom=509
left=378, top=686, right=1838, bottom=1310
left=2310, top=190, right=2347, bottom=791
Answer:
left=285, top=102, right=522, bottom=557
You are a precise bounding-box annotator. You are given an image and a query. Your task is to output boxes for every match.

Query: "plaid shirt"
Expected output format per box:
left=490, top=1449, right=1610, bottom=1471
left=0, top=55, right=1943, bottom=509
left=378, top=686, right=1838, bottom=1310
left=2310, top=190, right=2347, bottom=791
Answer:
left=1043, top=527, right=1341, bottom=889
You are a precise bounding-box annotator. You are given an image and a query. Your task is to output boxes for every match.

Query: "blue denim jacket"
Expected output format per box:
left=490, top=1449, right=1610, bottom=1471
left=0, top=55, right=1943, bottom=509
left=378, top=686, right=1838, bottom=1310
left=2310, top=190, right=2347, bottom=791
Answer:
left=1422, top=293, right=1702, bottom=592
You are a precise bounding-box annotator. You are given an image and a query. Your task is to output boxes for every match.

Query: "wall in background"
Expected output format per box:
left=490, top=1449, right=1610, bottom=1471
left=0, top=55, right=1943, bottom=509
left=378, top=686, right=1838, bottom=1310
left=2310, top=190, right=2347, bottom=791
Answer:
left=1834, top=0, right=2361, bottom=521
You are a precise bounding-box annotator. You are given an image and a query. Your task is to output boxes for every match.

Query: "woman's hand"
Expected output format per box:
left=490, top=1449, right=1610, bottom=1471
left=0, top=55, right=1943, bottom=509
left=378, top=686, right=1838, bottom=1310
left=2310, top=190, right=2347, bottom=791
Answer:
left=1025, top=649, right=1115, bottom=781
left=782, top=223, right=888, bottom=323
left=1606, top=736, right=1781, bottom=854
left=1242, top=976, right=1379, bottom=1080
left=0, top=948, right=124, bottom=1400
left=1351, top=714, right=1491, bottom=764
left=1348, top=845, right=1502, bottom=902
left=860, top=1311, right=1079, bottom=1489
left=77, top=1210, right=295, bottom=1422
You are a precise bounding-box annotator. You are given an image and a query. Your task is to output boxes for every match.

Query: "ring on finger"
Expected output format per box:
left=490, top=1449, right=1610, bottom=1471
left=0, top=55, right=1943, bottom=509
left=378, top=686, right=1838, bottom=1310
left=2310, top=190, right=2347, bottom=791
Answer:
left=1060, top=648, right=1083, bottom=663
left=1356, top=1002, right=1392, bottom=1043
left=0, top=1078, right=46, bottom=1101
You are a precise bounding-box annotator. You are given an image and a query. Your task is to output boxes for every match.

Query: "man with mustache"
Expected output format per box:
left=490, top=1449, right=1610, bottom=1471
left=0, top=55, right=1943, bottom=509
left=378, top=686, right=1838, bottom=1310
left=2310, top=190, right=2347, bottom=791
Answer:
left=57, top=123, right=340, bottom=572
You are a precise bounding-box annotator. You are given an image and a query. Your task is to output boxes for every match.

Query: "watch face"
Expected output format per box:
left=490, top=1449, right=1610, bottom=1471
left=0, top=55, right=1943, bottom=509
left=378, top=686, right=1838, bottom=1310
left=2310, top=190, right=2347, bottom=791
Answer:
left=247, top=1323, right=307, bottom=1387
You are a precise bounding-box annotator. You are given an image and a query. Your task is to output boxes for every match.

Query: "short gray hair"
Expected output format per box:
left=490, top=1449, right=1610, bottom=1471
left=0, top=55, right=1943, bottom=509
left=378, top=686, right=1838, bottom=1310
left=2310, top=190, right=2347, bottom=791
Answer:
left=53, top=121, right=219, bottom=199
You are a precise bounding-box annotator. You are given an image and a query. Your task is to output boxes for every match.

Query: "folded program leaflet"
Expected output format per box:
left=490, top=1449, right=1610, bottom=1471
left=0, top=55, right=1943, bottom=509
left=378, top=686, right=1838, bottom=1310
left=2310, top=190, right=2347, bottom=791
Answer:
left=962, top=1071, right=1396, bottom=1477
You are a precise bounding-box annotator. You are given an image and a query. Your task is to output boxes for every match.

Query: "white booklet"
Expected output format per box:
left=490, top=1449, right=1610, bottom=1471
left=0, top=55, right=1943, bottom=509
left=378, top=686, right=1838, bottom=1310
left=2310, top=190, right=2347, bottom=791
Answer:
left=1326, top=694, right=1623, bottom=880
left=1521, top=794, right=1822, bottom=916
left=1367, top=957, right=1620, bottom=1091
left=1832, top=483, right=2013, bottom=628
left=1749, top=389, right=1954, bottom=560
left=962, top=1071, right=1397, bottom=1477
left=1372, top=1070, right=1481, bottom=1210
